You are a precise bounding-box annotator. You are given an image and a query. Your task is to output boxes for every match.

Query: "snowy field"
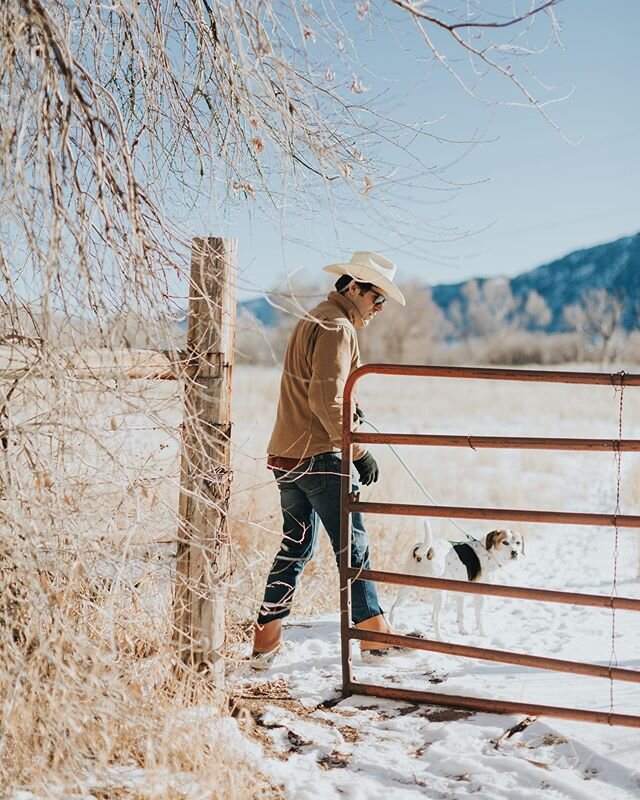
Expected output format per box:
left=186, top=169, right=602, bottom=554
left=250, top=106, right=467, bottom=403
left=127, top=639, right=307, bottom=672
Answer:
left=6, top=362, right=640, bottom=798
left=229, top=518, right=640, bottom=799
left=228, top=366, right=640, bottom=799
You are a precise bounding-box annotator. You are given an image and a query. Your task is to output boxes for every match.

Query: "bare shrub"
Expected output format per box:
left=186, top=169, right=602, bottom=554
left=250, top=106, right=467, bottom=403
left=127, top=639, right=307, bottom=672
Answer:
left=235, top=308, right=276, bottom=365
left=449, top=278, right=518, bottom=341
left=479, top=331, right=584, bottom=366
left=361, top=282, right=452, bottom=364
left=518, top=290, right=553, bottom=331
left=563, top=289, right=626, bottom=363
left=0, top=369, right=276, bottom=796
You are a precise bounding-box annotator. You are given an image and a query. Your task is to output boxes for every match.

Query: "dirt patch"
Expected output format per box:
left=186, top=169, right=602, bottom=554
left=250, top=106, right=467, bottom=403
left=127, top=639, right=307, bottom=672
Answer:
left=542, top=733, right=569, bottom=746
left=230, top=679, right=351, bottom=765
left=233, top=677, right=292, bottom=700
left=229, top=678, right=309, bottom=719
left=338, top=725, right=361, bottom=743
left=415, top=706, right=474, bottom=723
left=318, top=752, right=350, bottom=769
left=352, top=703, right=420, bottom=721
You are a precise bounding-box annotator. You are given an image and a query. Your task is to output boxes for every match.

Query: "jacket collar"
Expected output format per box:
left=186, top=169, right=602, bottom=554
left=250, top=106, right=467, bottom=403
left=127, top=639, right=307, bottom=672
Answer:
left=327, top=291, right=365, bottom=328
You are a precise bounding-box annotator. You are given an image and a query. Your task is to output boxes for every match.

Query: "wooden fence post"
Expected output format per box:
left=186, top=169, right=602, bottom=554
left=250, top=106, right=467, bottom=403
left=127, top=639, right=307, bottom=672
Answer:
left=173, top=237, right=237, bottom=686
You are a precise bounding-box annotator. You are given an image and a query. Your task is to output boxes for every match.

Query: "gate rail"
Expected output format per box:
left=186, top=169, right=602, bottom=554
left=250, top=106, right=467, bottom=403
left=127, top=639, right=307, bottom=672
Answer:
left=339, top=365, right=640, bottom=727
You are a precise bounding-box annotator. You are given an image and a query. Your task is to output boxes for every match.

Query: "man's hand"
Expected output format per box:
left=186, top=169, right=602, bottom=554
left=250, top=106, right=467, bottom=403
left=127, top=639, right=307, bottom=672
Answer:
left=354, top=451, right=379, bottom=485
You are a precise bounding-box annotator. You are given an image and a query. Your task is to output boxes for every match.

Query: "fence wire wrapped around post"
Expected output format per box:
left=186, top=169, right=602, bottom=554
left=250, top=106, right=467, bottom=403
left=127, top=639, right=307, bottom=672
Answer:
left=173, top=237, right=237, bottom=682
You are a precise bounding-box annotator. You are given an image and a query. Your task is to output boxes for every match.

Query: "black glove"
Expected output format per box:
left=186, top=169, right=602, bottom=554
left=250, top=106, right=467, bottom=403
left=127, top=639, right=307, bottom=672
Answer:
left=354, top=405, right=366, bottom=424
left=354, top=451, right=379, bottom=486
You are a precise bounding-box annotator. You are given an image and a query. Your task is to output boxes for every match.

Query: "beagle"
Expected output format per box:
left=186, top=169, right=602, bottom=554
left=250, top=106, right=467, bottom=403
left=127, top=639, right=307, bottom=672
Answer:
left=390, top=528, right=526, bottom=638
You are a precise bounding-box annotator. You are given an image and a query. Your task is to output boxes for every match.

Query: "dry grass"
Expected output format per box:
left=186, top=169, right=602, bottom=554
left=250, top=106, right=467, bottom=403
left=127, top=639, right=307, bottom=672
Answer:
left=0, top=370, right=276, bottom=798
left=0, top=556, right=277, bottom=798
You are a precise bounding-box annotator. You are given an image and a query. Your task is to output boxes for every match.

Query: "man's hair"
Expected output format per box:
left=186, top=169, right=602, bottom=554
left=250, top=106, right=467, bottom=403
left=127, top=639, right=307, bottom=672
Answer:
left=335, top=275, right=376, bottom=294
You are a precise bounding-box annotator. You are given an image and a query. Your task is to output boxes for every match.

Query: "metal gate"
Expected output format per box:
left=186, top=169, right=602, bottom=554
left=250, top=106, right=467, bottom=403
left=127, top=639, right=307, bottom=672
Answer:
left=339, top=365, right=640, bottom=727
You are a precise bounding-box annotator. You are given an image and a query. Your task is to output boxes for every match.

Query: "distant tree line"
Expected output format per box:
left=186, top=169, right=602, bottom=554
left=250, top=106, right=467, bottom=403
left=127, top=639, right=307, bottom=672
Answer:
left=4, top=278, right=634, bottom=367
left=234, top=278, right=639, bottom=367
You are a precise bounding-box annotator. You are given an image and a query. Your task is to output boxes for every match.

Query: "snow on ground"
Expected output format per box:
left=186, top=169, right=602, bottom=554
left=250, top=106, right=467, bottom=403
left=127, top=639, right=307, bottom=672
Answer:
left=229, top=520, right=640, bottom=800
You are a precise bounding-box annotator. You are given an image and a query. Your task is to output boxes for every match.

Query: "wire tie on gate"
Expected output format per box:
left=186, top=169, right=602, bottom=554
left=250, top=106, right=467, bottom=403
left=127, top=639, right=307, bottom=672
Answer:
left=467, top=435, right=477, bottom=451
left=614, top=369, right=627, bottom=385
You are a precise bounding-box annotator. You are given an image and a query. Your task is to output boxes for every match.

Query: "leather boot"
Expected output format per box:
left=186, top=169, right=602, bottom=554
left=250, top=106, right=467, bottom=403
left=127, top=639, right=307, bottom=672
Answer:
left=356, top=613, right=415, bottom=659
left=251, top=619, right=282, bottom=669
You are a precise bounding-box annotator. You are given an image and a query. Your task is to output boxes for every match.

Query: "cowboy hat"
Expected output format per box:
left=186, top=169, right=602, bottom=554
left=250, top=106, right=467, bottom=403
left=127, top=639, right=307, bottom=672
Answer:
left=323, top=251, right=406, bottom=306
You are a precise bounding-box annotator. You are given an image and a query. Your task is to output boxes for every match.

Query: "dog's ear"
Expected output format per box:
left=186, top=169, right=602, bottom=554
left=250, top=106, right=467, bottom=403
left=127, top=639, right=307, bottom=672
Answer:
left=519, top=532, right=526, bottom=555
left=485, top=530, right=501, bottom=550
left=412, top=545, right=422, bottom=563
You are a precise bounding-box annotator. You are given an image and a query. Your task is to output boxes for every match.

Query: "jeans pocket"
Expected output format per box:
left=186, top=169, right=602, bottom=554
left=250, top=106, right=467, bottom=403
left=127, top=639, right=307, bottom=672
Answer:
left=275, top=456, right=326, bottom=496
left=324, top=452, right=358, bottom=491
left=301, top=454, right=327, bottom=496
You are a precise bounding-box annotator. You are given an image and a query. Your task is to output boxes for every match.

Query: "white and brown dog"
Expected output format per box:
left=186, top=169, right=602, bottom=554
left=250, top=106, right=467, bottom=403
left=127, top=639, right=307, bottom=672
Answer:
left=390, top=526, right=526, bottom=639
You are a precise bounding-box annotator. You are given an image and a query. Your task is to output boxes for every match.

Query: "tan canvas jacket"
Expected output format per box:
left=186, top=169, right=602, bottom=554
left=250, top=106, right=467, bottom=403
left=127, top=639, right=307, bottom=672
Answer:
left=267, top=291, right=367, bottom=461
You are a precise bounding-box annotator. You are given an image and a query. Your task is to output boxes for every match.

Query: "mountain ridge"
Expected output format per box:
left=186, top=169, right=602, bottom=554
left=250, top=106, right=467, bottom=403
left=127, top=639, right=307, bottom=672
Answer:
left=241, top=231, right=640, bottom=332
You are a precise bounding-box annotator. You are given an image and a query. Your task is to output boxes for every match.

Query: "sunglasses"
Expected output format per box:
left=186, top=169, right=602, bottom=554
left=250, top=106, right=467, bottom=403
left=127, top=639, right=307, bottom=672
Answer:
left=355, top=281, right=387, bottom=305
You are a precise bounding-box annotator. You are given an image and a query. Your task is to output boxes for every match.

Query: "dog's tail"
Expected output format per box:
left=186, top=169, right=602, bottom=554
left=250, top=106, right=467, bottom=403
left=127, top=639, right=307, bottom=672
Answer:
left=422, top=518, right=436, bottom=559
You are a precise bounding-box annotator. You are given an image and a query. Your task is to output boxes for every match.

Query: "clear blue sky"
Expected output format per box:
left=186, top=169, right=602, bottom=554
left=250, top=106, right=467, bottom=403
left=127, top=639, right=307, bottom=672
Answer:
left=195, top=1, right=640, bottom=300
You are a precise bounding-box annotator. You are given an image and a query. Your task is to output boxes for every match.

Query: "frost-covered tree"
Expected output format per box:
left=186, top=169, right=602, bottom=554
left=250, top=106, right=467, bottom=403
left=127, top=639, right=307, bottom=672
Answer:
left=1, top=0, right=564, bottom=330
left=361, top=281, right=451, bottom=363
left=563, top=288, right=624, bottom=363
left=519, top=289, right=553, bottom=330
left=450, top=277, right=518, bottom=339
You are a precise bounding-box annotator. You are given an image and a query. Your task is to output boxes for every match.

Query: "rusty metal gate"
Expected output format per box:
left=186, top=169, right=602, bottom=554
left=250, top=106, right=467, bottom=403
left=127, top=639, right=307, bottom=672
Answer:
left=339, top=365, right=640, bottom=727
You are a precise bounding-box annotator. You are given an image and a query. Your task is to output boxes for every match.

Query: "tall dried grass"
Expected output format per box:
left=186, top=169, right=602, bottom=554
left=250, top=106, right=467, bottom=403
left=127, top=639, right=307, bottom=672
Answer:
left=0, top=367, right=277, bottom=798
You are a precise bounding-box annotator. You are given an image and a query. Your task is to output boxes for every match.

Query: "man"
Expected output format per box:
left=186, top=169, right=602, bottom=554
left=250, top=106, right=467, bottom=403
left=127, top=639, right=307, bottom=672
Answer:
left=252, top=251, right=406, bottom=668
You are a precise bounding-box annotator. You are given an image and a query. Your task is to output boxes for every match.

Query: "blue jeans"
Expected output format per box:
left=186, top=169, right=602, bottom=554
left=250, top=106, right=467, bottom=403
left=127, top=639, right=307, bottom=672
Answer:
left=257, top=452, right=383, bottom=625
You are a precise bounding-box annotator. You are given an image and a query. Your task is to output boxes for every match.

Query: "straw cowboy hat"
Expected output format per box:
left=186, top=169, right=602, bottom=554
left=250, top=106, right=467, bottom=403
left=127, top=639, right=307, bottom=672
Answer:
left=323, top=251, right=406, bottom=306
